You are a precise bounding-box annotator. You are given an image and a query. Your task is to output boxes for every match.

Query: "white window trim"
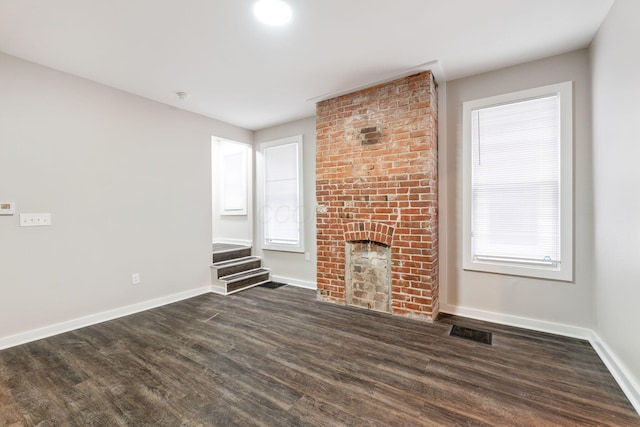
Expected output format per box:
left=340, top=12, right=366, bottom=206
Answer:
left=462, top=81, right=573, bottom=281
left=257, top=135, right=304, bottom=253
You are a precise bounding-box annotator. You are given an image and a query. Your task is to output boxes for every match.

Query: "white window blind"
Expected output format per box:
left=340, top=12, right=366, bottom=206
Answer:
left=260, top=136, right=303, bottom=252
left=463, top=81, right=573, bottom=281
left=471, top=95, right=561, bottom=267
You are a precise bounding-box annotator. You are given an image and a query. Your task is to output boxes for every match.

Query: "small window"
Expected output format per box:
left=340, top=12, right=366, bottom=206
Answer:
left=462, top=82, right=573, bottom=281
left=218, top=139, right=249, bottom=216
left=257, top=135, right=304, bottom=253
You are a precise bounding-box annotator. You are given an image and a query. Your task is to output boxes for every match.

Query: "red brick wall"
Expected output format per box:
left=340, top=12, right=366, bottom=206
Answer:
left=315, top=71, right=438, bottom=321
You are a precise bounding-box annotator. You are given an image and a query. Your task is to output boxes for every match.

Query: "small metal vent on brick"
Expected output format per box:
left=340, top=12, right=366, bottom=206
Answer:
left=449, top=325, right=492, bottom=345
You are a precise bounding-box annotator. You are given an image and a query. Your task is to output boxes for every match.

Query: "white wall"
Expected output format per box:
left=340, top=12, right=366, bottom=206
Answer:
left=441, top=49, right=595, bottom=331
left=254, top=117, right=317, bottom=288
left=0, top=52, right=252, bottom=341
left=591, top=0, right=640, bottom=407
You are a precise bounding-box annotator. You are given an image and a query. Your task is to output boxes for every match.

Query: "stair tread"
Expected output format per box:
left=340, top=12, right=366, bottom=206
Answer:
left=220, top=268, right=270, bottom=282
left=212, top=243, right=251, bottom=254
left=211, top=256, right=261, bottom=268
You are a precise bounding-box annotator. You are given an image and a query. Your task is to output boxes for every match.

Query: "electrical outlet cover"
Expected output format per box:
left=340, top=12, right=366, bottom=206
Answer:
left=19, top=213, right=51, bottom=226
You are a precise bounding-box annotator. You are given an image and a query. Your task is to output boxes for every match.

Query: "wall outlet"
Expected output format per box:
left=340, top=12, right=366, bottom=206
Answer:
left=305, top=252, right=311, bottom=261
left=131, top=273, right=141, bottom=285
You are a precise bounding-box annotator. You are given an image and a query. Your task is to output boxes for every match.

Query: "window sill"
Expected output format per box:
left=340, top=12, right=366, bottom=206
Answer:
left=463, top=259, right=573, bottom=282
left=262, top=244, right=304, bottom=254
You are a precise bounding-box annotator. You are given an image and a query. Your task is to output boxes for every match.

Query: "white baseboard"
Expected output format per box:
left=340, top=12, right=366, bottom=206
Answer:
left=0, top=278, right=312, bottom=351
left=0, top=286, right=211, bottom=351
left=589, top=331, right=640, bottom=415
left=439, top=303, right=592, bottom=339
left=440, top=303, right=640, bottom=416
left=271, top=275, right=316, bottom=290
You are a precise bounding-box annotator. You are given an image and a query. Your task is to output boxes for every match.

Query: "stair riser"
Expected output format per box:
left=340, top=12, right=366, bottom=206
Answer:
left=212, top=248, right=252, bottom=263
left=213, top=260, right=262, bottom=279
left=226, top=273, right=271, bottom=293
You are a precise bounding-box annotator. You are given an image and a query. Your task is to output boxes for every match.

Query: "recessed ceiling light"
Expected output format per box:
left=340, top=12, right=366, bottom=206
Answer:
left=253, top=0, right=292, bottom=26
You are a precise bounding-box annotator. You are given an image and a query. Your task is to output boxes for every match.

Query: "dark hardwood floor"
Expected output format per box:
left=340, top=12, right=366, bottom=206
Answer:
left=1, top=286, right=638, bottom=426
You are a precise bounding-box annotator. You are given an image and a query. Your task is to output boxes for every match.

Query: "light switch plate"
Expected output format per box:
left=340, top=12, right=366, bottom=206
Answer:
left=0, top=202, right=15, bottom=215
left=20, top=213, right=52, bottom=227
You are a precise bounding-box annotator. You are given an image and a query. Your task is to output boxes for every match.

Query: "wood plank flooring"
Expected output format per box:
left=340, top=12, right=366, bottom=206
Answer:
left=1, top=286, right=638, bottom=426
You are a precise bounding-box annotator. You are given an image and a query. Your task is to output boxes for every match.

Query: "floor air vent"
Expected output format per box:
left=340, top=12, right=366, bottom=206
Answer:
left=259, top=281, right=287, bottom=289
left=449, top=325, right=492, bottom=345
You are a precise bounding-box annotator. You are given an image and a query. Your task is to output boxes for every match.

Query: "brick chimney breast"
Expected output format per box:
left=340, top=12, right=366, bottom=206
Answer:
left=315, top=71, right=439, bottom=321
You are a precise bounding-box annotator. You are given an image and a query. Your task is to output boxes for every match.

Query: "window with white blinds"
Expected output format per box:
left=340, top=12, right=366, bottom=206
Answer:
left=462, top=82, right=573, bottom=281
left=258, top=135, right=304, bottom=252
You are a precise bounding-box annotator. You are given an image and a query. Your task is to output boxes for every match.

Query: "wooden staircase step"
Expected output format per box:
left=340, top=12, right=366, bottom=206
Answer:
left=211, top=256, right=263, bottom=280
left=211, top=268, right=271, bottom=295
left=210, top=244, right=270, bottom=295
left=212, top=244, right=252, bottom=263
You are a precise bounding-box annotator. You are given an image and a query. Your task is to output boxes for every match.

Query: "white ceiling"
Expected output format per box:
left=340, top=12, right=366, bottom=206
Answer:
left=0, top=0, right=614, bottom=130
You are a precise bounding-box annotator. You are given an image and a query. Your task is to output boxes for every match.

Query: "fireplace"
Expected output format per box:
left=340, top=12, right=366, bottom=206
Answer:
left=315, top=71, right=438, bottom=321
left=345, top=240, right=392, bottom=312
left=344, top=221, right=395, bottom=313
